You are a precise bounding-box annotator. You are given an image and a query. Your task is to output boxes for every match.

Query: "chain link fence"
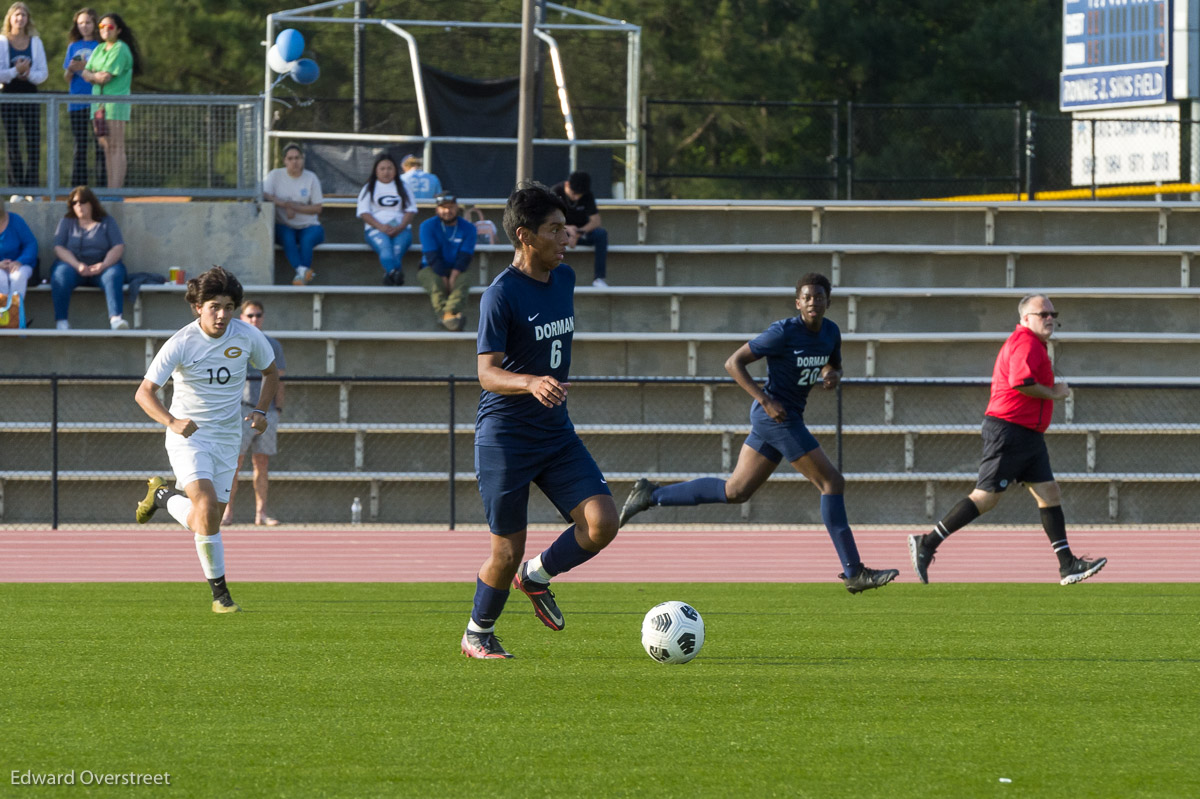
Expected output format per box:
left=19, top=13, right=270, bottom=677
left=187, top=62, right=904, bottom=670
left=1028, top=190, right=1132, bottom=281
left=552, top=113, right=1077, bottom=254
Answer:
left=2, top=375, right=1197, bottom=529
left=642, top=99, right=839, bottom=200
left=0, top=95, right=261, bottom=199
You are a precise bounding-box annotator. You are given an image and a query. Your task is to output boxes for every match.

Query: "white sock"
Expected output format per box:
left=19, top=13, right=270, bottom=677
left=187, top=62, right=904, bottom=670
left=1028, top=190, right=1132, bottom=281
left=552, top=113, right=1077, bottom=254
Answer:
left=166, top=494, right=192, bottom=530
left=466, top=619, right=493, bottom=634
left=524, top=554, right=551, bottom=583
left=194, top=532, right=225, bottom=580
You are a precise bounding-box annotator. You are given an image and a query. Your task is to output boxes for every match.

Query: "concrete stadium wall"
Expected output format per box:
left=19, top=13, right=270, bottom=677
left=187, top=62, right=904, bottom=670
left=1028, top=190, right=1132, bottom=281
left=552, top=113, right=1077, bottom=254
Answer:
left=12, top=200, right=275, bottom=286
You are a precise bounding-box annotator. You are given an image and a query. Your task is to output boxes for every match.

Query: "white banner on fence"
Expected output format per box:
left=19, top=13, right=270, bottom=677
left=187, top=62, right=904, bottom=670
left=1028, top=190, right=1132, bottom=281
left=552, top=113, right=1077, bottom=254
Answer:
left=1071, top=105, right=1181, bottom=187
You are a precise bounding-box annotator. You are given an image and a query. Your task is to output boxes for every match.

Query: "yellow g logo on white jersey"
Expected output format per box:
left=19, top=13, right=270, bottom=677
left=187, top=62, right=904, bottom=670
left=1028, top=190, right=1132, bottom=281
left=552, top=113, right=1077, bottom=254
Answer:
left=224, top=346, right=243, bottom=358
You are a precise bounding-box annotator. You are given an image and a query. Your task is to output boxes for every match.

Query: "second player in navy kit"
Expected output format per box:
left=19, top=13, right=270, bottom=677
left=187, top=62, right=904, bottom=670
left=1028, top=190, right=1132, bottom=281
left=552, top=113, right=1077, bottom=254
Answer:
left=618, top=273, right=899, bottom=594
left=461, top=182, right=619, bottom=659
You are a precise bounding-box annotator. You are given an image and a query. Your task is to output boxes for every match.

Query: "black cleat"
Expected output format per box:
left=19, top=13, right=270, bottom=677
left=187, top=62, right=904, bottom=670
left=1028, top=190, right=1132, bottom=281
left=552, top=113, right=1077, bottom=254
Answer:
left=908, top=534, right=936, bottom=584
left=840, top=565, right=900, bottom=594
left=1059, top=556, right=1107, bottom=586
left=618, top=477, right=659, bottom=528
left=461, top=630, right=514, bottom=659
left=512, top=562, right=565, bottom=631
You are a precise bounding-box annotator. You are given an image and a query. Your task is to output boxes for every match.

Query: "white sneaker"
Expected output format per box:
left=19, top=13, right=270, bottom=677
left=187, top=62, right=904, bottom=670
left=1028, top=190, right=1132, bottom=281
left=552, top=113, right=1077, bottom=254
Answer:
left=110, top=316, right=129, bottom=330
left=55, top=319, right=70, bottom=331
left=592, top=278, right=609, bottom=288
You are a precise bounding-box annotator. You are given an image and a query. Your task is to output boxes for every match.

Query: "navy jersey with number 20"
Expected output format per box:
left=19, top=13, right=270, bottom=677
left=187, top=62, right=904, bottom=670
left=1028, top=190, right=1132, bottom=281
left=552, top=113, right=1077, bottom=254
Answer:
left=475, top=264, right=577, bottom=448
left=747, top=316, right=842, bottom=417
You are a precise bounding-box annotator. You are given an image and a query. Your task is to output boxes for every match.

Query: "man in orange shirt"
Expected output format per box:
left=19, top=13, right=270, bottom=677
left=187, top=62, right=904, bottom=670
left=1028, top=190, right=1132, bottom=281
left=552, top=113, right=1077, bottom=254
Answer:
left=908, top=293, right=1107, bottom=586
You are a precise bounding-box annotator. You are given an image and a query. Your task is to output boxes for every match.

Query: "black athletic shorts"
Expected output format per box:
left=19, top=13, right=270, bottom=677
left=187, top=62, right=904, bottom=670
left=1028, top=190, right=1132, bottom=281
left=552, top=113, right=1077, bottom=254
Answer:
left=975, top=415, right=1054, bottom=492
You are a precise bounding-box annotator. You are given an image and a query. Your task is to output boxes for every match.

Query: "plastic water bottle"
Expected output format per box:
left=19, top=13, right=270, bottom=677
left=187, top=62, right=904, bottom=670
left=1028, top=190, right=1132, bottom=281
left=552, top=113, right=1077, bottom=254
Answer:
left=350, top=496, right=363, bottom=524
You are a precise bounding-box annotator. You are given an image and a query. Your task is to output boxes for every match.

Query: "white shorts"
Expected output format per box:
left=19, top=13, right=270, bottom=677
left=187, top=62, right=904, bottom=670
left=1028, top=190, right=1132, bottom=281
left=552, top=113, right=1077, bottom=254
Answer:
left=165, top=428, right=241, bottom=503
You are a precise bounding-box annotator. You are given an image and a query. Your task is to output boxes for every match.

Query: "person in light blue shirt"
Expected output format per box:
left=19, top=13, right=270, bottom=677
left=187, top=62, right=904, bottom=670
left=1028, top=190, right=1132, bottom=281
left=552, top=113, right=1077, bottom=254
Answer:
left=418, top=192, right=476, bottom=330
left=399, top=153, right=442, bottom=201
left=62, top=8, right=105, bottom=187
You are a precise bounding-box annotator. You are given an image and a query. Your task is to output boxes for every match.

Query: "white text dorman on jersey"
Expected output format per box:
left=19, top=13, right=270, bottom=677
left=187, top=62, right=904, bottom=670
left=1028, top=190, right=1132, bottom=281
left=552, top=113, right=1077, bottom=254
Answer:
left=533, top=316, right=575, bottom=341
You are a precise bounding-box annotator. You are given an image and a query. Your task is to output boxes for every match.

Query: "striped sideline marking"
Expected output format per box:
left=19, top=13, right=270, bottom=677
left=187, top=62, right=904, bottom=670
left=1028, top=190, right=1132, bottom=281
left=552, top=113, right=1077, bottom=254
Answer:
left=0, top=528, right=1189, bottom=583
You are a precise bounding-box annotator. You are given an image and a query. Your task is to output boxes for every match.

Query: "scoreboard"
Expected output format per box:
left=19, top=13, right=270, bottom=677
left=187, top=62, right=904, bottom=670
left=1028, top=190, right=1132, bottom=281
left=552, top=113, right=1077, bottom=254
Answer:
left=1060, top=0, right=1170, bottom=110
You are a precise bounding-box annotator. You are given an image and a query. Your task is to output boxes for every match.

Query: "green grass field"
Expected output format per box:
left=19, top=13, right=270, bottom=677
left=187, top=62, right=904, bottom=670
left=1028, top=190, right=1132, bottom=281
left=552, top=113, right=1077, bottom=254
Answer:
left=2, top=582, right=1197, bottom=798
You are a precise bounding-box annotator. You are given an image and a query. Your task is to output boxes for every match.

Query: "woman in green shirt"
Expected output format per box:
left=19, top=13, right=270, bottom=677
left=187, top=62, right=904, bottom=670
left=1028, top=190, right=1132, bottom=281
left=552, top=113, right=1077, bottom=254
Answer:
left=81, top=13, right=141, bottom=190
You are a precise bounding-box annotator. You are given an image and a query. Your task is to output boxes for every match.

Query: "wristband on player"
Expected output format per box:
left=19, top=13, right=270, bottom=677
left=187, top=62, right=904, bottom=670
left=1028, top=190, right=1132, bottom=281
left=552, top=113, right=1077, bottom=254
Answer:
left=251, top=408, right=267, bottom=416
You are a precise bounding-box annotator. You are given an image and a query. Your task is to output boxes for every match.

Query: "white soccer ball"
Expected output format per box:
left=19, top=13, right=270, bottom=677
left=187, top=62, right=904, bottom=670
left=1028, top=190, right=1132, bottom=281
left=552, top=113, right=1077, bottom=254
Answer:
left=641, top=601, right=704, bottom=664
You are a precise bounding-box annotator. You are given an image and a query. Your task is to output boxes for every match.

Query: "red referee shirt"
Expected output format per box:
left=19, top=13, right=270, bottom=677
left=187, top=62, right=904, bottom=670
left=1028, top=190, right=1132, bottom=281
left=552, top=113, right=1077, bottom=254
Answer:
left=984, top=324, right=1055, bottom=433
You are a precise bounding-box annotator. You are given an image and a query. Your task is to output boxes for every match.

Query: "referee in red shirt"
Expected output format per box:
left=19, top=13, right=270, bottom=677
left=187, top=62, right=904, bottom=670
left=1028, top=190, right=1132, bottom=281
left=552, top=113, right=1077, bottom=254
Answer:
left=908, top=294, right=1107, bottom=585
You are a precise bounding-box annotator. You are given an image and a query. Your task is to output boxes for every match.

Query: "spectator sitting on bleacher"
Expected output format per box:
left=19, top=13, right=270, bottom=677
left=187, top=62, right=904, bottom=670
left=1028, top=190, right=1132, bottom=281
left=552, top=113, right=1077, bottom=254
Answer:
left=399, top=153, right=442, bottom=201
left=0, top=194, right=37, bottom=311
left=418, top=192, right=476, bottom=331
left=262, top=142, right=324, bottom=286
left=357, top=153, right=417, bottom=286
left=50, top=185, right=127, bottom=330
left=552, top=171, right=609, bottom=287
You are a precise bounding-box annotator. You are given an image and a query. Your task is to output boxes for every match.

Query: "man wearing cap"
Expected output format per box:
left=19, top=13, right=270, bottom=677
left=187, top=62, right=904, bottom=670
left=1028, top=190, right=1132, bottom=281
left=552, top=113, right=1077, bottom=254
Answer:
left=418, top=193, right=477, bottom=331
left=400, top=154, right=443, bottom=201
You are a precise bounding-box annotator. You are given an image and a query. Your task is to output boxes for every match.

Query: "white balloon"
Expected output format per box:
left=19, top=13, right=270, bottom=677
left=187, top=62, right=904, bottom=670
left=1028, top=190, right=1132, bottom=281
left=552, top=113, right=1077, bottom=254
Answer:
left=267, top=44, right=296, bottom=74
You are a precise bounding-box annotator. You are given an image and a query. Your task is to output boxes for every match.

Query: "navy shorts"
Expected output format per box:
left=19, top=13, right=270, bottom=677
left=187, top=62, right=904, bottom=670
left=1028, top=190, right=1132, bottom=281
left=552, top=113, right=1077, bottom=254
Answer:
left=743, top=403, right=821, bottom=465
left=976, top=415, right=1055, bottom=492
left=475, top=434, right=611, bottom=535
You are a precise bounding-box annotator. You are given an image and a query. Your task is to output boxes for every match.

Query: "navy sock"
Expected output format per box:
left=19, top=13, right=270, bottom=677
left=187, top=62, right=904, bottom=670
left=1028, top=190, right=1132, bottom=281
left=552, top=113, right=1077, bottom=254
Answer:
left=820, top=494, right=862, bottom=577
left=1039, top=505, right=1074, bottom=568
left=541, top=525, right=598, bottom=577
left=651, top=477, right=727, bottom=506
left=470, top=577, right=509, bottom=629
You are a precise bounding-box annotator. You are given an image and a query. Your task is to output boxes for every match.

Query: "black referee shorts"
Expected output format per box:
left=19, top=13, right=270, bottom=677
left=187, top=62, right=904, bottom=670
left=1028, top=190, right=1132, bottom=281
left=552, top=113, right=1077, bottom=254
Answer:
left=975, top=415, right=1055, bottom=492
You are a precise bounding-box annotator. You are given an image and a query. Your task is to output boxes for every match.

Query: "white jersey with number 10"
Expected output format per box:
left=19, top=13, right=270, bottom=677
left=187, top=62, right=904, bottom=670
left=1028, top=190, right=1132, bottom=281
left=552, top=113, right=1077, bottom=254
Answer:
left=145, top=319, right=276, bottom=435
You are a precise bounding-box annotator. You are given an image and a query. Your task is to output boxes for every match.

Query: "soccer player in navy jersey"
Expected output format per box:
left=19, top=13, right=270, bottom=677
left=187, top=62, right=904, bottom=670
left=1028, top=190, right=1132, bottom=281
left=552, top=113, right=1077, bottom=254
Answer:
left=618, top=273, right=899, bottom=594
left=461, top=182, right=620, bottom=659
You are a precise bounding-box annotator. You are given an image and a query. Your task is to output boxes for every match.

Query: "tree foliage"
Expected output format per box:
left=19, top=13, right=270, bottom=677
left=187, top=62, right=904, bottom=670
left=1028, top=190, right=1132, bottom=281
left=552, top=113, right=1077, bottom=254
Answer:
left=27, top=0, right=1060, bottom=104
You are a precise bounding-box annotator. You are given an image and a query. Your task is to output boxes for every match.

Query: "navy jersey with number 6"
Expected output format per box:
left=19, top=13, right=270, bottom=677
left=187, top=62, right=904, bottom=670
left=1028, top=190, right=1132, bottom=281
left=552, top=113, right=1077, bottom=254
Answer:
left=476, top=264, right=577, bottom=448
left=747, top=316, right=842, bottom=417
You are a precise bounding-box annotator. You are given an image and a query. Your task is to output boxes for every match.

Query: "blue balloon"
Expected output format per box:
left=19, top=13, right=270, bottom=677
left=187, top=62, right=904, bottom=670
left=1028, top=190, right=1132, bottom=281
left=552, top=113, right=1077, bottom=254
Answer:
left=275, top=29, right=305, bottom=62
left=290, top=58, right=320, bottom=86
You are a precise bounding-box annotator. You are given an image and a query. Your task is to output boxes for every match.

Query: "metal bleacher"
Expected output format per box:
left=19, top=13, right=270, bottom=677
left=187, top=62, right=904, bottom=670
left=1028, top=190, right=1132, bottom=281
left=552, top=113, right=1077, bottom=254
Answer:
left=4, top=200, right=1200, bottom=525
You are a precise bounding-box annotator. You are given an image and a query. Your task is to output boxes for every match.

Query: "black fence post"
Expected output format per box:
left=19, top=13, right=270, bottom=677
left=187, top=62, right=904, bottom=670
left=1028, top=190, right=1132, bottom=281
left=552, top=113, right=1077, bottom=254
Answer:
left=1024, top=110, right=1037, bottom=200
left=835, top=381, right=844, bottom=472
left=1012, top=102, right=1023, bottom=199
left=448, top=375, right=456, bottom=530
left=51, top=375, right=59, bottom=529
left=845, top=102, right=854, bottom=201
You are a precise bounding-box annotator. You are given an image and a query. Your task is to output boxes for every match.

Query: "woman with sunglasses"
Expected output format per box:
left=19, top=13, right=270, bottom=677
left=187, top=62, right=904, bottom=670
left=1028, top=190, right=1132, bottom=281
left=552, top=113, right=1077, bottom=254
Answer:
left=81, top=12, right=141, bottom=189
left=908, top=293, right=1107, bottom=587
left=50, top=186, right=127, bottom=329
left=0, top=2, right=49, bottom=187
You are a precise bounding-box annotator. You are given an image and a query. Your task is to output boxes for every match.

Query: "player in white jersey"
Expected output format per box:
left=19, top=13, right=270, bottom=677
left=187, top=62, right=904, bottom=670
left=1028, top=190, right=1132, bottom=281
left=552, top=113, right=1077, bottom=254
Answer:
left=132, top=266, right=279, bottom=613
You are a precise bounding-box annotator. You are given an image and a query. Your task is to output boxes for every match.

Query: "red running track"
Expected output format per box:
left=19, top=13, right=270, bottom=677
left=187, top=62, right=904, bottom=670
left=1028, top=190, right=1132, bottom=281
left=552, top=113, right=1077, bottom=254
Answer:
left=0, top=526, right=1192, bottom=583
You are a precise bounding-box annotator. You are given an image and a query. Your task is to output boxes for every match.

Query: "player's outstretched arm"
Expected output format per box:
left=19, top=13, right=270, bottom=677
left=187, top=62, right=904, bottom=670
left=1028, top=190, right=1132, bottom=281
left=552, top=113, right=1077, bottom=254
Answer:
left=135, top=378, right=196, bottom=437
left=478, top=352, right=568, bottom=408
